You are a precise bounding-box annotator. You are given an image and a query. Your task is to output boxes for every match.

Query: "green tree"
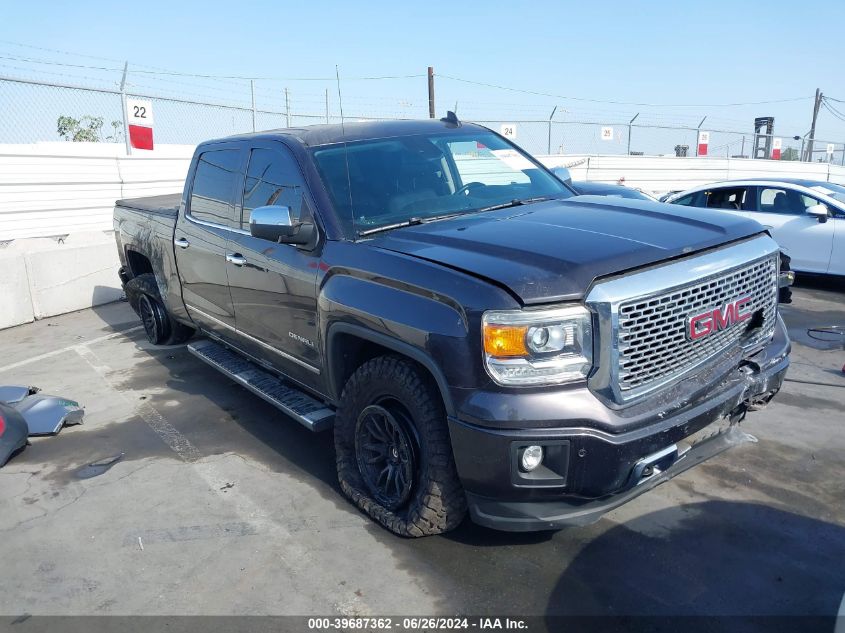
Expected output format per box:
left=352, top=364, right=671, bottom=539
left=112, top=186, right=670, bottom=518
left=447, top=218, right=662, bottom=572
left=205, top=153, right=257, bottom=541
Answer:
left=57, top=115, right=123, bottom=142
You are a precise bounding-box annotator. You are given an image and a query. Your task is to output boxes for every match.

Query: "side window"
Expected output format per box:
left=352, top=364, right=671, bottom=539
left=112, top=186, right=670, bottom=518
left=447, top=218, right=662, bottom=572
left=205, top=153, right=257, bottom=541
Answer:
left=757, top=187, right=808, bottom=215
left=188, top=149, right=241, bottom=228
left=242, top=147, right=309, bottom=227
left=672, top=193, right=698, bottom=206
left=705, top=187, right=748, bottom=211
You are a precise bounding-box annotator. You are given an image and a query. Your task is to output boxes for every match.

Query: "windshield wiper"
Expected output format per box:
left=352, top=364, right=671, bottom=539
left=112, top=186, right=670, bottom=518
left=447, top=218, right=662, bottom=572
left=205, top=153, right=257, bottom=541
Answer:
left=478, top=196, right=553, bottom=213
left=357, top=197, right=554, bottom=238
left=357, top=217, right=424, bottom=237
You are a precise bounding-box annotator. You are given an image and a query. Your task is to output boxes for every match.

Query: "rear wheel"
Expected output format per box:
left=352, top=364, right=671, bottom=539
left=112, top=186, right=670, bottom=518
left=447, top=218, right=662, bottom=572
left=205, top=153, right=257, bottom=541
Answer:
left=335, top=356, right=467, bottom=537
left=124, top=273, right=194, bottom=345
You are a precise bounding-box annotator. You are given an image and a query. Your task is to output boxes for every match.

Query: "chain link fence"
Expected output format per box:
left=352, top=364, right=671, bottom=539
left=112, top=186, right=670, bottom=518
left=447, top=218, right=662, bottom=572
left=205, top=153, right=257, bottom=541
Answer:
left=2, top=74, right=844, bottom=164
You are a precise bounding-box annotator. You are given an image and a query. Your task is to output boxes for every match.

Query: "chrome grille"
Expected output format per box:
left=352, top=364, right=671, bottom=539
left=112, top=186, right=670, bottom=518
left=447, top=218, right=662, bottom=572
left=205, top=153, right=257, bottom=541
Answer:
left=616, top=253, right=779, bottom=393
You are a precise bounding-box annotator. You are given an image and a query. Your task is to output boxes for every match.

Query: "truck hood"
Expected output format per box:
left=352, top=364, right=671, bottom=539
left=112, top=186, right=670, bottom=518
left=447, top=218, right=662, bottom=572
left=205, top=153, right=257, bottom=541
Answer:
left=369, top=196, right=765, bottom=304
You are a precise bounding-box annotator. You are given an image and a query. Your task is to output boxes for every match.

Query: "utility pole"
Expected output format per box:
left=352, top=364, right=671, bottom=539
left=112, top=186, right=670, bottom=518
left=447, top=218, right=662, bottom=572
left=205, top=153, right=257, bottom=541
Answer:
left=325, top=88, right=329, bottom=124
left=285, top=88, right=291, bottom=128
left=427, top=66, right=435, bottom=118
left=547, top=106, right=557, bottom=154
left=805, top=88, right=822, bottom=162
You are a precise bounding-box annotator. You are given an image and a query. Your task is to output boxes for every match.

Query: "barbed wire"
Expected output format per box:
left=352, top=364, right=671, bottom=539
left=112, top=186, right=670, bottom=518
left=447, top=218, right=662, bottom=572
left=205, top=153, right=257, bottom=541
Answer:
left=436, top=74, right=814, bottom=108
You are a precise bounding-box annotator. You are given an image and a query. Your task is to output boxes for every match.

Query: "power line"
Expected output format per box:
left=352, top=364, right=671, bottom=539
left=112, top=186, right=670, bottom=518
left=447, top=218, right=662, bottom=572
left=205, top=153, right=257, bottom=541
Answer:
left=0, top=52, right=424, bottom=82
left=821, top=99, right=845, bottom=123
left=437, top=73, right=813, bottom=108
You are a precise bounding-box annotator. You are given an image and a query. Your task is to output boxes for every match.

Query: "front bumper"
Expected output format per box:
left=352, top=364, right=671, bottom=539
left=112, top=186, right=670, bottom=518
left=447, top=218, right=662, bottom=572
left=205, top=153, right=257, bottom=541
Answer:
left=448, top=316, right=790, bottom=532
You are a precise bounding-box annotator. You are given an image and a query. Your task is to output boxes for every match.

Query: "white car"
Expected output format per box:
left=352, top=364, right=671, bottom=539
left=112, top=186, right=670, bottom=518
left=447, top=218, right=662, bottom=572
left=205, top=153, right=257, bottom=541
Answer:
left=666, top=179, right=845, bottom=275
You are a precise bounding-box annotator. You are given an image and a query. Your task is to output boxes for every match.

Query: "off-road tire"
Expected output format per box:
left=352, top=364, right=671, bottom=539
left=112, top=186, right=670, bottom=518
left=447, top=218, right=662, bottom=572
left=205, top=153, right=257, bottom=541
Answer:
left=335, top=356, right=467, bottom=537
left=124, top=273, right=194, bottom=345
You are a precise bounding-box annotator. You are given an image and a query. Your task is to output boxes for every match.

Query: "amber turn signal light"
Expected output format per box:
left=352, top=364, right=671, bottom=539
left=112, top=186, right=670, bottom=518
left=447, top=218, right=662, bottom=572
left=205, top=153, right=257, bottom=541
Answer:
left=483, top=325, right=528, bottom=357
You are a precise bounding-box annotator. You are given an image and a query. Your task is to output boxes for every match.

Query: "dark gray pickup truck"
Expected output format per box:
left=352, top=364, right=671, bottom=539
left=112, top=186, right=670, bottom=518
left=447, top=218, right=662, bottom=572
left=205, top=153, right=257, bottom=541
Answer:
left=114, top=118, right=790, bottom=536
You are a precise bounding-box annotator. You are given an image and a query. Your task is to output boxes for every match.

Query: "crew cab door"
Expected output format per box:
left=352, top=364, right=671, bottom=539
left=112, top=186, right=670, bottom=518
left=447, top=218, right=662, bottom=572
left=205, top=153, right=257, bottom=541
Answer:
left=173, top=145, right=242, bottom=335
left=225, top=142, right=322, bottom=389
left=745, top=186, right=835, bottom=274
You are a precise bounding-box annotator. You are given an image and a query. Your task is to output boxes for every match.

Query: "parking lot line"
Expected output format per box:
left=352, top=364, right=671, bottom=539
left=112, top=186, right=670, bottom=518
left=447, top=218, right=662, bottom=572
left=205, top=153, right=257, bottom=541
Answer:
left=0, top=325, right=143, bottom=373
left=73, top=343, right=202, bottom=463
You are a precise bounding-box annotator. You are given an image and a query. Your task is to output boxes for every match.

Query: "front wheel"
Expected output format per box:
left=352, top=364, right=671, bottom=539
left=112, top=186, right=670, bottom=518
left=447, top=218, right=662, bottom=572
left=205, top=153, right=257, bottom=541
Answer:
left=335, top=356, right=467, bottom=537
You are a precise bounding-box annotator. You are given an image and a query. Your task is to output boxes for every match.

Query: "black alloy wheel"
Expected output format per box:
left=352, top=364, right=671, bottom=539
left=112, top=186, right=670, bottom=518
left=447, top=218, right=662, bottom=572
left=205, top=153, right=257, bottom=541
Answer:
left=354, top=402, right=417, bottom=511
left=138, top=294, right=162, bottom=344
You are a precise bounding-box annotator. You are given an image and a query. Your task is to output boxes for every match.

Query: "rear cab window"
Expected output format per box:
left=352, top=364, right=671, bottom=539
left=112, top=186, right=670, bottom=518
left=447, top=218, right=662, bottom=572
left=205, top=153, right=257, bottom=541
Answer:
left=188, top=149, right=242, bottom=229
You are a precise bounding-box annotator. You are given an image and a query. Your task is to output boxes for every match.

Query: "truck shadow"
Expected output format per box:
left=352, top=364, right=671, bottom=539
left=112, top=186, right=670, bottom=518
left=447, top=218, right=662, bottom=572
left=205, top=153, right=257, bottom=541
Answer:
left=396, top=500, right=845, bottom=621
left=88, top=298, right=343, bottom=498
left=543, top=501, right=845, bottom=617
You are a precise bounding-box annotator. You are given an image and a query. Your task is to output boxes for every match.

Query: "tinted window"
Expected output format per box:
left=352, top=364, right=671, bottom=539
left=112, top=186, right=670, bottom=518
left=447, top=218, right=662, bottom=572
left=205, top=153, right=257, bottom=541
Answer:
left=242, top=147, right=308, bottom=227
left=189, top=150, right=240, bottom=228
left=756, top=187, right=817, bottom=215
left=672, top=193, right=697, bottom=206
left=705, top=187, right=749, bottom=211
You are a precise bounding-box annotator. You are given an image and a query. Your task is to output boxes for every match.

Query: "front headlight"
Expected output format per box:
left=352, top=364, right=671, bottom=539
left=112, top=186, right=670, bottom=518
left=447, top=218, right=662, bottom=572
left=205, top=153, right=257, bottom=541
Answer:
left=482, top=305, right=593, bottom=386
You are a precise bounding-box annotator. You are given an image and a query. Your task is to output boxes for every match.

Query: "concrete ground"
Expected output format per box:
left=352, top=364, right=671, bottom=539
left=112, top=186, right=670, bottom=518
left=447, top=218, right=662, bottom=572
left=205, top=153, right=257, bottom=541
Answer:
left=0, top=279, right=843, bottom=620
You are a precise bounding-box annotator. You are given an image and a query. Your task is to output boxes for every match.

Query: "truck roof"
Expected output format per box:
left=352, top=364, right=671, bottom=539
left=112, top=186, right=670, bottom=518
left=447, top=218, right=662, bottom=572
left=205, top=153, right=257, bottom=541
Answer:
left=206, top=118, right=485, bottom=148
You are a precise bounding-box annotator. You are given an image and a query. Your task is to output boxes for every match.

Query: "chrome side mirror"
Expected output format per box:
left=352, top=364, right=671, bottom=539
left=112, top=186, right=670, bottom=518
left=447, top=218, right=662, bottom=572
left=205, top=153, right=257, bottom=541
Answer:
left=805, top=203, right=829, bottom=223
left=249, top=205, right=315, bottom=244
left=551, top=166, right=572, bottom=185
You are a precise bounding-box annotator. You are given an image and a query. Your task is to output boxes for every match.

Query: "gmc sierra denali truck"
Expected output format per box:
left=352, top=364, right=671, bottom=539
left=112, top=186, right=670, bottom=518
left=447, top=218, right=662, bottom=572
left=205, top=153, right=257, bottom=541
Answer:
left=113, top=117, right=790, bottom=536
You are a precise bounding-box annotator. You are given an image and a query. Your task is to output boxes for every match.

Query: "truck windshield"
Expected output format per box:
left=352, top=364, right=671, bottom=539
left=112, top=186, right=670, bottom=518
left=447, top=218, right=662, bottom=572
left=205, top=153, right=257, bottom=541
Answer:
left=312, top=131, right=573, bottom=236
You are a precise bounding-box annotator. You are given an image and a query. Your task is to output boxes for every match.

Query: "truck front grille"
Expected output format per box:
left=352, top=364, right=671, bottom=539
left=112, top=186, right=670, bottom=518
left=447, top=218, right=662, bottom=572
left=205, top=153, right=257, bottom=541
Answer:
left=616, top=253, right=779, bottom=394
left=585, top=235, right=782, bottom=406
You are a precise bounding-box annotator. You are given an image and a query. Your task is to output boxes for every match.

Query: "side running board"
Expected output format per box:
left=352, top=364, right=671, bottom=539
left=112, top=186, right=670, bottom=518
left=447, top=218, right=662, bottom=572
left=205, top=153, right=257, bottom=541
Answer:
left=187, top=339, right=334, bottom=432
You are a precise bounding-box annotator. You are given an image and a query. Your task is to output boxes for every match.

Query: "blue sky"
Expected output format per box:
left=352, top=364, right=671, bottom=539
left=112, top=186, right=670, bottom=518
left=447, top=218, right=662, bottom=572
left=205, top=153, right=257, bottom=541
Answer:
left=2, top=0, right=844, bottom=144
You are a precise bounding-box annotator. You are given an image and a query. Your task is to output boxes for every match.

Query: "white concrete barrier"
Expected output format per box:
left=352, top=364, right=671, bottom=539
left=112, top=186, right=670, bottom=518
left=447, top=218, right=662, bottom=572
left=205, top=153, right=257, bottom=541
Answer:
left=0, top=251, right=34, bottom=330
left=0, top=142, right=193, bottom=330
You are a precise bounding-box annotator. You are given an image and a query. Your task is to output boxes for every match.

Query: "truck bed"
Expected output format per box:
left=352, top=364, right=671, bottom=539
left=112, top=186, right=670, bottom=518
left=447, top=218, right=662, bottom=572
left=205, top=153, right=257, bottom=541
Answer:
left=116, top=193, right=181, bottom=216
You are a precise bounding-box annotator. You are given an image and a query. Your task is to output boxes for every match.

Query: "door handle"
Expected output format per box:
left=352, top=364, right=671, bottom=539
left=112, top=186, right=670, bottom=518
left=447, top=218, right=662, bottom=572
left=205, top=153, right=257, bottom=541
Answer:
left=174, top=237, right=190, bottom=249
left=226, top=253, right=247, bottom=266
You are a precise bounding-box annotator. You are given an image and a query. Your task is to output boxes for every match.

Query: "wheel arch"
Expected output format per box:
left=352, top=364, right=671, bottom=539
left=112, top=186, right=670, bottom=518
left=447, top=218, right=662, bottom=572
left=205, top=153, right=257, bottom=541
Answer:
left=326, top=322, right=455, bottom=417
left=125, top=248, right=154, bottom=278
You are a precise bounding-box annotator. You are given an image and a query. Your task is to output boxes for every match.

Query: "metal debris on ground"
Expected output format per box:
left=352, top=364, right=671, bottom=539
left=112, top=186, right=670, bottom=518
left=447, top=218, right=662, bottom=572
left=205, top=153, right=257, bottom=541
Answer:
left=0, top=385, right=84, bottom=435
left=76, top=453, right=125, bottom=479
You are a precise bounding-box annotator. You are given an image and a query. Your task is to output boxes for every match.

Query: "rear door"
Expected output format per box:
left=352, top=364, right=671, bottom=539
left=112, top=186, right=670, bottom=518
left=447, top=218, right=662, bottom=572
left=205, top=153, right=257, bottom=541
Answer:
left=746, top=186, right=834, bottom=273
left=174, top=144, right=244, bottom=335
left=225, top=142, right=323, bottom=390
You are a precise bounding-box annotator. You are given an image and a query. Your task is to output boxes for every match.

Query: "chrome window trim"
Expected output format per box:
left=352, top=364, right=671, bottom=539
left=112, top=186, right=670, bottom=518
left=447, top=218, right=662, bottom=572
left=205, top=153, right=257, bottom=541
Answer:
left=585, top=234, right=780, bottom=408
left=185, top=212, right=250, bottom=235
left=185, top=304, right=320, bottom=374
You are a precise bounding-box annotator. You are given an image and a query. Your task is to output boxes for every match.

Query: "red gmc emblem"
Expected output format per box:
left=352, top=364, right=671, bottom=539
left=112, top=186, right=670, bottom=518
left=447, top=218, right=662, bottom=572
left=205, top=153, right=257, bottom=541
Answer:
left=687, top=297, right=752, bottom=341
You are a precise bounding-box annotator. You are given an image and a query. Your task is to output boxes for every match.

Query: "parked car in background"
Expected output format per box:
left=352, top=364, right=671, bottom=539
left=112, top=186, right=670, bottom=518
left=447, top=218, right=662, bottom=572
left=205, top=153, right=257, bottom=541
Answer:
left=667, top=179, right=845, bottom=276
left=549, top=167, right=656, bottom=201
left=659, top=191, right=682, bottom=202
left=570, top=181, right=656, bottom=201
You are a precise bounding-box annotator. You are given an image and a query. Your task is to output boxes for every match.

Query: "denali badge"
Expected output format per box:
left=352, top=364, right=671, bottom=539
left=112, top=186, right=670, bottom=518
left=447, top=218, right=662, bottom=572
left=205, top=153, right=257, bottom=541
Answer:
left=687, top=297, right=752, bottom=341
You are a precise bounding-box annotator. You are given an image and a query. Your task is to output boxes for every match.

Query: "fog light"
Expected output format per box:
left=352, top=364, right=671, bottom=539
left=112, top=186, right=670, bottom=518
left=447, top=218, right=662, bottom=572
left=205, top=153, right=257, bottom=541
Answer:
left=520, top=445, right=544, bottom=472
